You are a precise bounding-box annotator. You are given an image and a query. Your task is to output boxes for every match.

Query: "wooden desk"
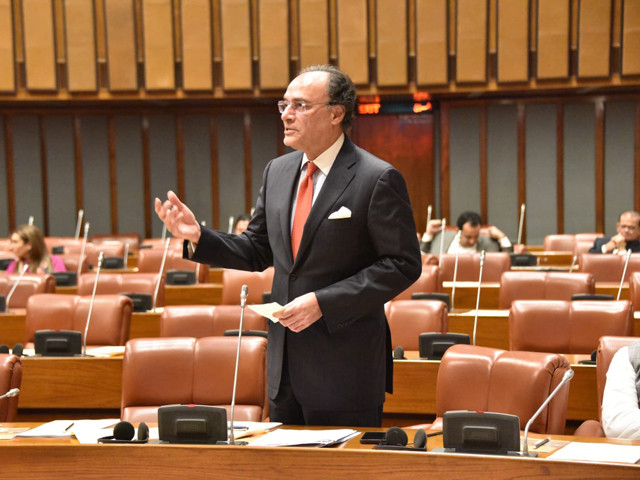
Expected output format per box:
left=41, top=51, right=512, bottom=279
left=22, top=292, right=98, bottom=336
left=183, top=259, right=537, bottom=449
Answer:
left=1, top=426, right=638, bottom=479
left=164, top=284, right=222, bottom=305
left=532, top=252, right=574, bottom=266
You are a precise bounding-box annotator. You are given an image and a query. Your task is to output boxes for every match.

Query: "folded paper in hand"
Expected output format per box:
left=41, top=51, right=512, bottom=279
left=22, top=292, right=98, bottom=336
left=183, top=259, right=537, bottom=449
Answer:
left=248, top=302, right=284, bottom=323
left=328, top=206, right=351, bottom=220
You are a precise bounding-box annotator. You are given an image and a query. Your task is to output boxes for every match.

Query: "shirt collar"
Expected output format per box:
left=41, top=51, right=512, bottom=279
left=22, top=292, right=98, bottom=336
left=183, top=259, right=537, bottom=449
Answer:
left=300, top=133, right=345, bottom=176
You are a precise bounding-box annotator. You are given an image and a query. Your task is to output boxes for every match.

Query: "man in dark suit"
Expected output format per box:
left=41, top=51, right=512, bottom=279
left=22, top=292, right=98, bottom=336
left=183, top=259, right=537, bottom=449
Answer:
left=155, top=65, right=421, bottom=427
left=589, top=211, right=640, bottom=254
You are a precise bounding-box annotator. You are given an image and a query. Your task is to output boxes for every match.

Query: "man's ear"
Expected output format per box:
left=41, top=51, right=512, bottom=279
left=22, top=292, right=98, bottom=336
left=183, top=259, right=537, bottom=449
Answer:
left=330, top=105, right=345, bottom=126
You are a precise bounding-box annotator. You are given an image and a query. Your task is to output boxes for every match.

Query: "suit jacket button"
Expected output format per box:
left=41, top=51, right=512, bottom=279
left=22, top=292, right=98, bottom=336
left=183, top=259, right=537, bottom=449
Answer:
left=290, top=273, right=297, bottom=281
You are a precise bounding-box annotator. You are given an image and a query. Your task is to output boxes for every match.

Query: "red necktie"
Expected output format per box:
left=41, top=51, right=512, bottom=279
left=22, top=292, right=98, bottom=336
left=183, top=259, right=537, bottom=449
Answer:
left=291, top=162, right=318, bottom=259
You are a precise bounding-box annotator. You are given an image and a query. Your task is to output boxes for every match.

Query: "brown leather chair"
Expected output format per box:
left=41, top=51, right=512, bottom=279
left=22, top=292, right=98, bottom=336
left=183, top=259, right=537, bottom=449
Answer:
left=509, top=300, right=634, bottom=354
left=543, top=234, right=575, bottom=252
left=575, top=233, right=604, bottom=244
left=498, top=271, right=595, bottom=309
left=0, top=354, right=22, bottom=422
left=44, top=237, right=84, bottom=254
left=579, top=253, right=640, bottom=283
left=422, top=344, right=571, bottom=434
left=630, top=272, right=640, bottom=308
left=58, top=253, right=90, bottom=274
left=393, top=265, right=441, bottom=300
left=221, top=267, right=274, bottom=305
left=386, top=299, right=448, bottom=350
left=421, top=253, right=439, bottom=268
left=93, top=233, right=141, bottom=252
left=160, top=305, right=268, bottom=338
left=24, top=293, right=133, bottom=346
left=0, top=273, right=56, bottom=309
left=573, top=336, right=639, bottom=437
left=121, top=336, right=268, bottom=423
left=77, top=272, right=165, bottom=308
left=439, top=252, right=511, bottom=282
left=139, top=237, right=184, bottom=251
left=138, top=248, right=209, bottom=283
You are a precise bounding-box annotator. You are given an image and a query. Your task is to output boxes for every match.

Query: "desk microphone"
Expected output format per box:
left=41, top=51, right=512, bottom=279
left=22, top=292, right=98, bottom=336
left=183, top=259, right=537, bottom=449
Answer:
left=228, top=284, right=249, bottom=446
left=153, top=237, right=171, bottom=309
left=521, top=368, right=574, bottom=457
left=0, top=388, right=20, bottom=400
left=5, top=264, right=29, bottom=312
left=438, top=218, right=447, bottom=262
left=74, top=209, right=84, bottom=239
left=569, top=255, right=578, bottom=273
left=451, top=252, right=459, bottom=313
left=517, top=204, right=525, bottom=245
left=472, top=251, right=485, bottom=345
left=393, top=346, right=406, bottom=360
left=617, top=249, right=632, bottom=301
left=77, top=222, right=90, bottom=278
left=83, top=251, right=103, bottom=357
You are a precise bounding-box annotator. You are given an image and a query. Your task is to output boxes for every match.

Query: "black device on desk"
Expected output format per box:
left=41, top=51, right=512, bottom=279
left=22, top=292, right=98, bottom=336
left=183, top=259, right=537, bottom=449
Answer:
left=360, top=432, right=386, bottom=444
left=34, top=330, right=82, bottom=356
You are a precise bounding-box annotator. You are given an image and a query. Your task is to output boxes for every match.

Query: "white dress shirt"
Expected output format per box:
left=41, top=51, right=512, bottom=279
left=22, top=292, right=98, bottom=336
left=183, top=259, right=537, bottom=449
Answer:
left=601, top=345, right=640, bottom=439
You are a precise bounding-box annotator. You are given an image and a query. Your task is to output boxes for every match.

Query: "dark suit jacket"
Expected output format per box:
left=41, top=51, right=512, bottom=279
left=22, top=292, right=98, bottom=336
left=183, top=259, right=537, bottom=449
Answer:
left=589, top=237, right=640, bottom=253
left=420, top=230, right=511, bottom=254
left=188, top=137, right=421, bottom=412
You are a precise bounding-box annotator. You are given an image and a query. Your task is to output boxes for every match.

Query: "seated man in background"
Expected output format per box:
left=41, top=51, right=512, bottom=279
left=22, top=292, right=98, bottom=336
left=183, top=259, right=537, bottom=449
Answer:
left=601, top=340, right=640, bottom=439
left=420, top=211, right=513, bottom=254
left=589, top=211, right=640, bottom=254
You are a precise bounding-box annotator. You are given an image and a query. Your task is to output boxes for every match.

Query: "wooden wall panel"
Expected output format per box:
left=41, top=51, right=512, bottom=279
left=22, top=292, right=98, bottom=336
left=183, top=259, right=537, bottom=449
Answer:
left=456, top=0, right=488, bottom=83
left=416, top=0, right=448, bottom=86
left=497, top=0, right=529, bottom=83
left=22, top=0, right=57, bottom=90
left=376, top=0, right=407, bottom=86
left=181, top=0, right=213, bottom=90
left=258, top=0, right=289, bottom=89
left=64, top=0, right=97, bottom=92
left=299, top=0, right=329, bottom=68
left=0, top=0, right=15, bottom=92
left=537, top=0, right=570, bottom=79
left=142, top=0, right=175, bottom=90
left=577, top=0, right=612, bottom=78
left=621, top=0, right=640, bottom=76
left=336, top=0, right=368, bottom=85
left=220, top=0, right=252, bottom=90
left=104, top=0, right=138, bottom=91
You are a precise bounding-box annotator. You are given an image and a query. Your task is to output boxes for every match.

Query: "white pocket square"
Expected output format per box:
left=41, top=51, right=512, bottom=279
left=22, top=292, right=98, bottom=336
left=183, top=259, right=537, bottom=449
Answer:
left=328, top=206, right=352, bottom=220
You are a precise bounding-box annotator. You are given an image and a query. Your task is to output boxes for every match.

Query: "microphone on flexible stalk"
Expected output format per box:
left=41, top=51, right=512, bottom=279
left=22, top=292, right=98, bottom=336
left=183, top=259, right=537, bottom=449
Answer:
left=74, top=209, right=84, bottom=239
left=228, top=284, right=249, bottom=446
left=472, top=251, right=485, bottom=346
left=0, top=388, right=20, bottom=400
left=5, top=264, right=29, bottom=312
left=617, top=249, right=632, bottom=301
left=451, top=251, right=459, bottom=313
left=517, top=203, right=525, bottom=245
left=77, top=222, right=90, bottom=278
left=82, top=251, right=104, bottom=357
left=152, top=237, right=171, bottom=310
left=521, top=369, right=574, bottom=456
left=438, top=218, right=447, bottom=265
left=569, top=255, right=578, bottom=273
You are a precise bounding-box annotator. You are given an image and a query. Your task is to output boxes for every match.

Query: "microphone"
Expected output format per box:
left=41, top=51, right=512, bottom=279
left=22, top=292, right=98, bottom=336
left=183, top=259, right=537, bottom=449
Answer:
left=393, top=346, right=406, bottom=360
left=517, top=203, right=525, bottom=245
left=123, top=242, right=129, bottom=269
left=438, top=218, right=447, bottom=262
left=451, top=251, right=459, bottom=313
left=0, top=388, right=20, bottom=400
left=228, top=216, right=235, bottom=234
left=161, top=223, right=167, bottom=241
left=153, top=237, right=171, bottom=310
left=228, top=284, right=249, bottom=446
left=472, top=251, right=485, bottom=345
left=521, top=368, right=574, bottom=456
left=425, top=205, right=432, bottom=235
left=617, top=249, right=632, bottom=301
left=28, top=216, right=34, bottom=226
left=77, top=221, right=90, bottom=278
left=569, top=254, right=578, bottom=273
left=5, top=264, right=29, bottom=311
left=74, top=209, right=84, bottom=239
left=83, top=251, right=103, bottom=357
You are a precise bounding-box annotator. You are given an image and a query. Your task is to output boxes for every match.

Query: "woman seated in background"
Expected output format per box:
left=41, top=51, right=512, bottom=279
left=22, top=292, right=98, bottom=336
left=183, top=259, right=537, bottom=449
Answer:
left=5, top=224, right=66, bottom=274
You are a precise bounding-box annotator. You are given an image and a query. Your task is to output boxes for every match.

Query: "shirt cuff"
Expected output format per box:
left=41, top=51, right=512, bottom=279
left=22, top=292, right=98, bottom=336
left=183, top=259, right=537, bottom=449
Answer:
left=421, top=233, right=433, bottom=243
left=499, top=237, right=512, bottom=248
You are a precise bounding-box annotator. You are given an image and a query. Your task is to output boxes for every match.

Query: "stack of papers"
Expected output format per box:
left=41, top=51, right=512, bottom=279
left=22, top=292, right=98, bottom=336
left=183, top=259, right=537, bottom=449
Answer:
left=249, top=428, right=358, bottom=447
left=548, top=442, right=640, bottom=464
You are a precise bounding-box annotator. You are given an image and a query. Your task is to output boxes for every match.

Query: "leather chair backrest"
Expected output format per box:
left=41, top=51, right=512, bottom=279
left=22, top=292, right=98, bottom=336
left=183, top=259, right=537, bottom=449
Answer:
left=160, top=305, right=268, bottom=338
left=387, top=299, right=448, bottom=350
left=0, top=354, right=22, bottom=422
left=579, top=253, right=640, bottom=283
left=77, top=272, right=165, bottom=307
left=439, top=252, right=511, bottom=282
left=139, top=238, right=184, bottom=251
left=573, top=240, right=594, bottom=257
left=138, top=249, right=209, bottom=283
left=25, top=293, right=133, bottom=345
left=44, top=237, right=84, bottom=254
left=543, top=234, right=575, bottom=252
left=509, top=300, right=633, bottom=354
left=435, top=344, right=571, bottom=434
left=221, top=268, right=274, bottom=305
left=421, top=254, right=439, bottom=267
left=58, top=253, right=90, bottom=274
left=499, top=271, right=595, bottom=309
left=84, top=243, right=126, bottom=270
left=93, top=234, right=141, bottom=252
left=575, top=233, right=604, bottom=244
left=630, top=272, right=640, bottom=309
left=121, top=336, right=268, bottom=424
left=0, top=273, right=56, bottom=308
left=393, top=265, right=441, bottom=300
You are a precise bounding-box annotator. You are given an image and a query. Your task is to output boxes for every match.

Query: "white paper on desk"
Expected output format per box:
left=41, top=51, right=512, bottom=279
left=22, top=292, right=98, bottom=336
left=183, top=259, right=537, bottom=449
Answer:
left=248, top=302, right=284, bottom=323
left=547, top=441, right=640, bottom=464
left=17, top=419, right=117, bottom=438
left=249, top=428, right=358, bottom=447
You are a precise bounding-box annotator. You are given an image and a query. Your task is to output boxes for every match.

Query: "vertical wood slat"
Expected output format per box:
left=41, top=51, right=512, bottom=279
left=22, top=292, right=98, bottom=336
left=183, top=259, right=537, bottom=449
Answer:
left=298, top=0, right=329, bottom=68
left=537, top=0, right=570, bottom=79
left=22, top=0, right=57, bottom=90
left=621, top=0, right=640, bottom=76
left=0, top=0, right=15, bottom=92
left=181, top=0, right=213, bottom=91
left=336, top=0, right=369, bottom=85
left=594, top=100, right=605, bottom=232
left=220, top=0, right=252, bottom=90
left=376, top=0, right=407, bottom=86
left=64, top=0, right=97, bottom=92
left=497, top=0, right=529, bottom=83
left=258, top=0, right=289, bottom=89
left=456, top=0, right=488, bottom=83
left=416, top=0, right=448, bottom=86
left=104, top=0, right=138, bottom=91
left=577, top=0, right=612, bottom=78
left=142, top=0, right=175, bottom=90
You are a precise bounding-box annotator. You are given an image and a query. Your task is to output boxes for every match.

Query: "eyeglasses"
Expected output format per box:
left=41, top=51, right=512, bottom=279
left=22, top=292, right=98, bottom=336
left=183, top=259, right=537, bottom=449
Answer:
left=278, top=100, right=336, bottom=114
